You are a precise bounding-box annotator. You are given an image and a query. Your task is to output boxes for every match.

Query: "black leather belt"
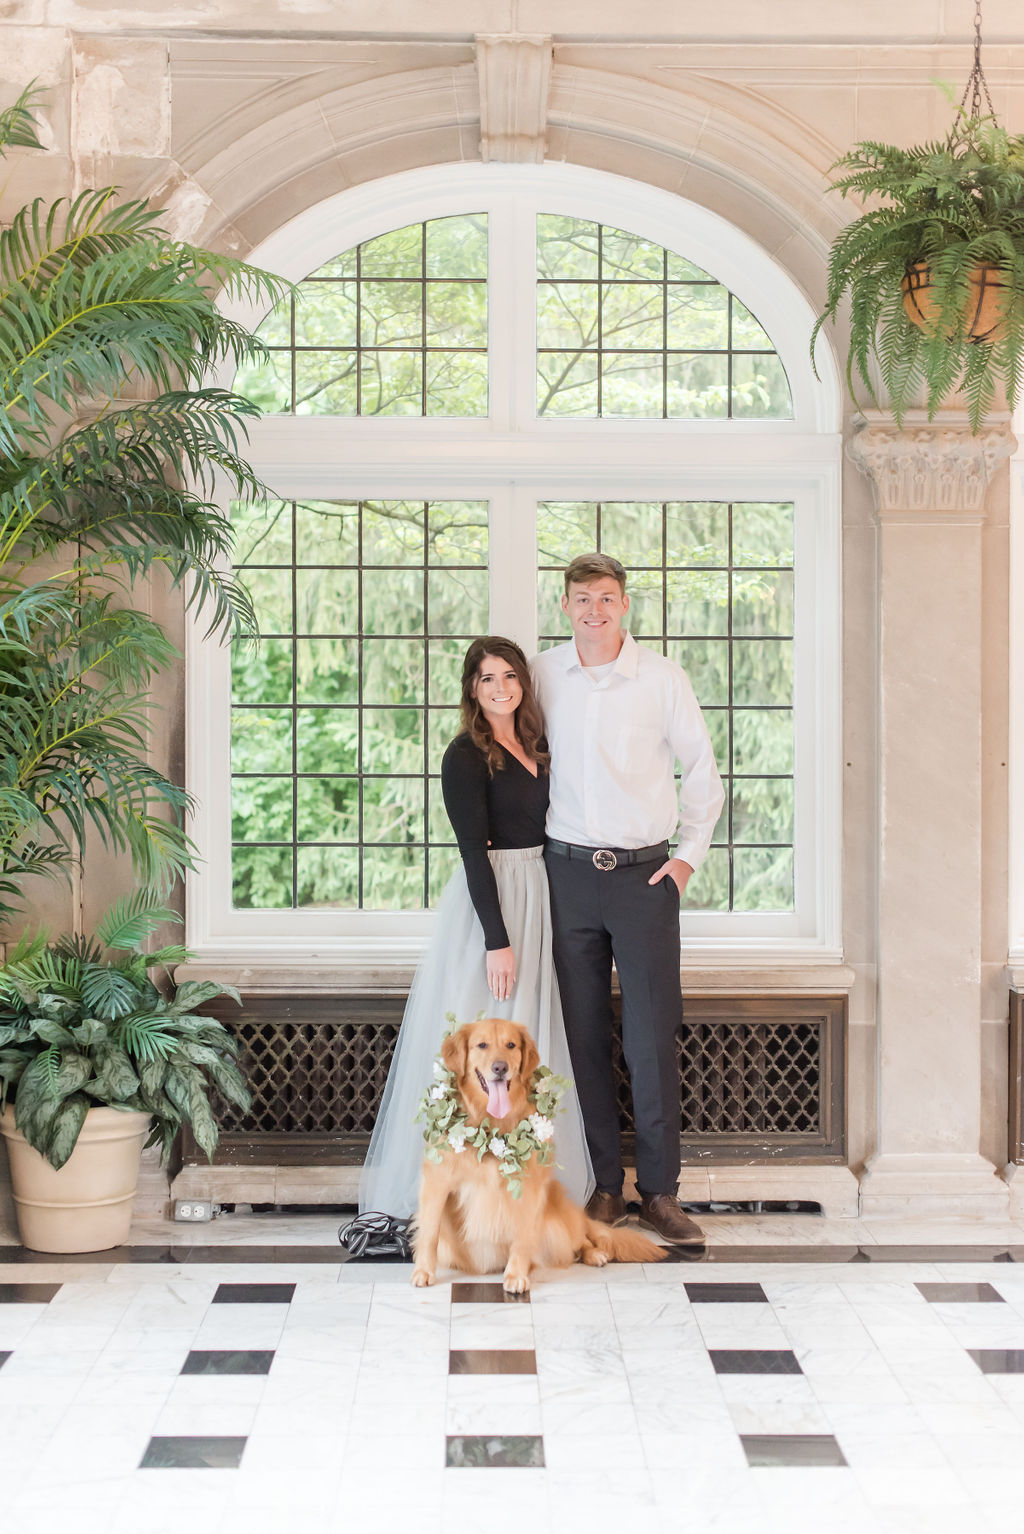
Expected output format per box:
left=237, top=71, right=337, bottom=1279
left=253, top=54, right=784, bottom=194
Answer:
left=545, top=839, right=668, bottom=871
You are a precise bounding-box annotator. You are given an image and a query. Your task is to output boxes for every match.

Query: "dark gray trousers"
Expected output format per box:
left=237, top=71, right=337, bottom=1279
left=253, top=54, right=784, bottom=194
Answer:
left=544, top=849, right=682, bottom=1196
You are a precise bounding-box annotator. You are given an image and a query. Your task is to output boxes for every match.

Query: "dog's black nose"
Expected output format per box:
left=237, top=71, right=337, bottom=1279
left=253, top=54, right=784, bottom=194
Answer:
left=491, top=1060, right=509, bottom=1078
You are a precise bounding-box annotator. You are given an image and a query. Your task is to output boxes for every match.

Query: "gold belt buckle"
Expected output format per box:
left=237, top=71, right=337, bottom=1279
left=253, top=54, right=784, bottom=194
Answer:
left=592, top=848, right=618, bottom=871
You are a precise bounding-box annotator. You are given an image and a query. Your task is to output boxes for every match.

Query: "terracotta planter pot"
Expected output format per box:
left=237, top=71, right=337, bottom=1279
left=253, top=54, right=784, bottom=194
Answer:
left=901, top=259, right=1010, bottom=342
left=0, top=1104, right=151, bottom=1253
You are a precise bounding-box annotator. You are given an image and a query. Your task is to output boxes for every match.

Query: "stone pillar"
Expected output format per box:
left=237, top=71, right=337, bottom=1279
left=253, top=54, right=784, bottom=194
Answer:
left=851, top=411, right=1015, bottom=1217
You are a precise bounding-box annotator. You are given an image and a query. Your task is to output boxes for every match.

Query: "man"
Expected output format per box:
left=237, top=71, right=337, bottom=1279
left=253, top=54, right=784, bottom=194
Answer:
left=532, top=552, right=725, bottom=1245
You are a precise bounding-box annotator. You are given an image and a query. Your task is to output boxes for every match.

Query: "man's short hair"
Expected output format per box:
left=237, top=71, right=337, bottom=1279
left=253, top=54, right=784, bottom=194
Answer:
left=563, top=552, right=627, bottom=596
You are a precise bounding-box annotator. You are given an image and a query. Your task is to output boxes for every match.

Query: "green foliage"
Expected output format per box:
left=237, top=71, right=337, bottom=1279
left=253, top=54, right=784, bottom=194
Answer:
left=812, top=107, right=1024, bottom=429
left=0, top=894, right=248, bottom=1169
left=0, top=84, right=290, bottom=922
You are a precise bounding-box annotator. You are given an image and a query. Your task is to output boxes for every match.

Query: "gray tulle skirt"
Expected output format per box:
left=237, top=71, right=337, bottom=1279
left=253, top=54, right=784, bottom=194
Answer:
left=358, top=846, right=595, bottom=1220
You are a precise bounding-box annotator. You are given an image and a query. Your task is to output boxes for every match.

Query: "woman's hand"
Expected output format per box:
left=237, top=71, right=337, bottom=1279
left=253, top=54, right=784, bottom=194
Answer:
left=486, top=946, right=516, bottom=1001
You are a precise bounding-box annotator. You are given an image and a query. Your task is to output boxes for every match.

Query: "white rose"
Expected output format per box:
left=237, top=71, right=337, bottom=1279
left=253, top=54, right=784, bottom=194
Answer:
left=430, top=1085, right=446, bottom=1101
left=448, top=1126, right=469, bottom=1152
left=488, top=1136, right=507, bottom=1158
left=529, top=1113, right=554, bottom=1142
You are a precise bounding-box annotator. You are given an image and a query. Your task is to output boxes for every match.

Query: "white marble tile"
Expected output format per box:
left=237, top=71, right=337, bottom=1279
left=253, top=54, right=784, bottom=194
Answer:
left=633, top=1396, right=735, bottom=1436
left=0, top=1373, right=85, bottom=1406
left=446, top=1372, right=540, bottom=1407
left=807, top=1372, right=911, bottom=1406
left=715, top=1373, right=817, bottom=1405
left=445, top=1399, right=544, bottom=1435
left=854, top=1464, right=971, bottom=1508
left=729, top=1400, right=835, bottom=1435
left=749, top=1464, right=860, bottom=1509
left=641, top=1430, right=748, bottom=1473
left=151, top=1397, right=259, bottom=1435
left=347, top=1396, right=448, bottom=1434
left=538, top=1374, right=633, bottom=1407
left=448, top=1320, right=536, bottom=1349
left=540, top=1395, right=639, bottom=1436
left=914, top=1400, right=1020, bottom=1435
left=542, top=1433, right=646, bottom=1474
left=343, top=1429, right=444, bottom=1472
left=90, top=1341, right=192, bottom=1376
left=932, top=1428, right=1024, bottom=1468
left=831, top=1430, right=949, bottom=1470
left=535, top=1345, right=627, bottom=1383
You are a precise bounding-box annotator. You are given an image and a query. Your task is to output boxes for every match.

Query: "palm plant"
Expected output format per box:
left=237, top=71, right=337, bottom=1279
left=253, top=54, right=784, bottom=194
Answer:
left=812, top=106, right=1024, bottom=430
left=0, top=84, right=287, bottom=920
left=0, top=892, right=249, bottom=1169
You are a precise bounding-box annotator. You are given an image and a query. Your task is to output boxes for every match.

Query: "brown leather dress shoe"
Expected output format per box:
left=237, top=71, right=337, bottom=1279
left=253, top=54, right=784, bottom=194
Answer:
left=585, top=1189, right=628, bottom=1226
left=638, top=1194, right=705, bottom=1246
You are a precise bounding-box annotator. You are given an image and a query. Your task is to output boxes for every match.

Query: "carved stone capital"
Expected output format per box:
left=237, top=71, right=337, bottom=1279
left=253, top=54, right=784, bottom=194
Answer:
left=848, top=411, right=1016, bottom=518
left=476, top=34, right=552, bottom=163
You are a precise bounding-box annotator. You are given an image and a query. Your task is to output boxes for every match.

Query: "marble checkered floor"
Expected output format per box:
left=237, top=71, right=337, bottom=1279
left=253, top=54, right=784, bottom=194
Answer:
left=5, top=1224, right=1024, bottom=1533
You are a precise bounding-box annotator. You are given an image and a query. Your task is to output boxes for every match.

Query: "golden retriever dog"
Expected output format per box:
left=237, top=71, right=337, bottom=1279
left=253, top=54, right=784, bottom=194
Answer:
left=411, top=1018, right=665, bottom=1292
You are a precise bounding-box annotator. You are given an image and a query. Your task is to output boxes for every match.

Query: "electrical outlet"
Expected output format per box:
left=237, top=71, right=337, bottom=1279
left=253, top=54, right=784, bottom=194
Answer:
left=174, top=1199, right=213, bottom=1222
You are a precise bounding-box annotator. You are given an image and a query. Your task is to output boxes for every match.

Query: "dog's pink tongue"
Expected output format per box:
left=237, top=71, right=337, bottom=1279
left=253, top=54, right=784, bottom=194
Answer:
left=486, top=1079, right=511, bottom=1120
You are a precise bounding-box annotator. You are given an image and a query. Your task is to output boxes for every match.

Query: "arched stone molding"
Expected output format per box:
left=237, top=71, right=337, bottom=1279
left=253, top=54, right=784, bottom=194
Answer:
left=148, top=50, right=846, bottom=316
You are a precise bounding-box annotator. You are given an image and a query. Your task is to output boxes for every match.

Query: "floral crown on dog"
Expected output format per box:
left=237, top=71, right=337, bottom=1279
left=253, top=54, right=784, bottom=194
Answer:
left=414, top=1014, right=569, bottom=1199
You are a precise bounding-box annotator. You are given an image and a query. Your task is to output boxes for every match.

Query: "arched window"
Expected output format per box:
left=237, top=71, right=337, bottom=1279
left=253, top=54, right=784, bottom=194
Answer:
left=187, top=164, right=841, bottom=967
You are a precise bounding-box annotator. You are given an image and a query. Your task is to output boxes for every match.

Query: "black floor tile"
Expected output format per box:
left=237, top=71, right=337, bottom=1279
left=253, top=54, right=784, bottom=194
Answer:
left=709, top=1349, right=802, bottom=1375
left=0, top=1351, right=10, bottom=1371
left=446, top=1435, right=544, bottom=1468
left=915, top=1282, right=1005, bottom=1303
left=685, top=1281, right=768, bottom=1304
left=967, top=1348, right=1024, bottom=1373
left=449, top=1349, right=537, bottom=1375
left=0, top=1283, right=62, bottom=1303
left=181, top=1350, right=276, bottom=1376
left=742, top=1434, right=848, bottom=1468
left=211, top=1283, right=295, bottom=1304
left=140, top=1436, right=247, bottom=1469
left=451, top=1282, right=530, bottom=1303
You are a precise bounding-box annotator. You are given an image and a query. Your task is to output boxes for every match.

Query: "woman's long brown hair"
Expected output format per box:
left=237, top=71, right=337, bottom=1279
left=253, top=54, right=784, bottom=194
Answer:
left=458, top=637, right=549, bottom=775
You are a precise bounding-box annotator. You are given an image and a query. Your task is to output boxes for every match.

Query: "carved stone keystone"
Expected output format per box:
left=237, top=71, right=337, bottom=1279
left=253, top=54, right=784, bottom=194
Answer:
left=476, top=34, right=552, bottom=163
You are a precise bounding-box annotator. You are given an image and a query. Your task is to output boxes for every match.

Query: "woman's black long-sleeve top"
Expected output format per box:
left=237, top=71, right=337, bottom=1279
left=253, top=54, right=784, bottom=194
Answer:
left=440, top=733, right=549, bottom=951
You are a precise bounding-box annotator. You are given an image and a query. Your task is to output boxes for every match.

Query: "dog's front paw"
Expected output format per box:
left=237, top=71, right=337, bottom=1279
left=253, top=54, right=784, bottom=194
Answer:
left=502, top=1268, right=531, bottom=1294
left=411, top=1266, right=435, bottom=1287
left=582, top=1246, right=609, bottom=1267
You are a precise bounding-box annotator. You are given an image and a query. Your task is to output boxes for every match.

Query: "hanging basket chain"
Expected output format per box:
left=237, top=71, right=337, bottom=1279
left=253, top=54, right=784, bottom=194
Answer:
left=957, top=0, right=996, bottom=122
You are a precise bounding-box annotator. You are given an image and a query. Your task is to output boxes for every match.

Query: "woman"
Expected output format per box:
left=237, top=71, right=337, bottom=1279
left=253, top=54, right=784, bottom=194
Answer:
left=358, top=637, right=594, bottom=1222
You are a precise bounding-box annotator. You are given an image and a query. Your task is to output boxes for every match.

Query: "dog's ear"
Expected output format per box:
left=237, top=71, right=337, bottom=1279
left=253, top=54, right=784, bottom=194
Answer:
left=518, top=1026, right=540, bottom=1081
left=441, top=1027, right=468, bottom=1078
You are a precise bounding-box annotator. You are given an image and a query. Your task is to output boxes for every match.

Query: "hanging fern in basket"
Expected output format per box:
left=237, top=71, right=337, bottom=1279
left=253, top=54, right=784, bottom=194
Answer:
left=812, top=108, right=1024, bottom=431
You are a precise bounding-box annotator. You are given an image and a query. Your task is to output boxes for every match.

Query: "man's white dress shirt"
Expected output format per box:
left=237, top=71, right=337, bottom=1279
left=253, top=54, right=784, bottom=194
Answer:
left=531, top=631, right=725, bottom=871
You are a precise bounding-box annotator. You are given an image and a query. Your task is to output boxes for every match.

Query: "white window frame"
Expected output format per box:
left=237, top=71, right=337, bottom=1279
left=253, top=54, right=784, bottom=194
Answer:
left=187, top=162, right=843, bottom=968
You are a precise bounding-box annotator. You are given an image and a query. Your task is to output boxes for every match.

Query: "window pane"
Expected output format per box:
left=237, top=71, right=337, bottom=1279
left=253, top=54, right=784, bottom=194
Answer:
left=732, top=353, right=792, bottom=419
left=731, top=298, right=774, bottom=350
left=424, top=351, right=489, bottom=416
left=231, top=778, right=293, bottom=845
left=232, top=500, right=292, bottom=566
left=427, top=569, right=488, bottom=635
left=294, top=283, right=357, bottom=348
left=537, top=351, right=600, bottom=416
left=364, top=778, right=424, bottom=843
left=601, top=226, right=664, bottom=279
left=232, top=846, right=293, bottom=909
left=536, top=282, right=599, bottom=350
left=362, top=640, right=424, bottom=705
left=623, top=576, right=663, bottom=637
left=244, top=569, right=292, bottom=635
left=666, top=570, right=729, bottom=636
left=666, top=503, right=729, bottom=566
left=537, top=568, right=567, bottom=639
left=428, top=502, right=488, bottom=565
left=295, top=638, right=358, bottom=705
left=295, top=501, right=359, bottom=565
left=601, top=353, right=663, bottom=417
left=232, top=638, right=292, bottom=706
left=732, top=503, right=795, bottom=567
left=360, top=224, right=423, bottom=278
left=234, top=352, right=290, bottom=413
left=428, top=777, right=457, bottom=843
left=359, top=350, right=422, bottom=415
left=232, top=710, right=291, bottom=773
left=666, top=353, right=729, bottom=418
left=361, top=708, right=423, bottom=773
left=599, top=502, right=663, bottom=567
left=362, top=500, right=425, bottom=566
left=296, top=707, right=358, bottom=774
left=601, top=283, right=663, bottom=349
left=733, top=847, right=794, bottom=911
left=296, top=777, right=358, bottom=843
left=667, top=286, right=728, bottom=350
left=294, top=351, right=357, bottom=415
left=362, top=570, right=425, bottom=636
left=363, top=847, right=426, bottom=910
left=425, top=281, right=486, bottom=347
left=538, top=501, right=598, bottom=564
left=732, top=571, right=794, bottom=637
left=428, top=637, right=468, bottom=706
left=296, top=846, right=359, bottom=906
left=360, top=281, right=422, bottom=347
left=536, top=214, right=600, bottom=279
left=732, top=778, right=794, bottom=844
left=732, top=640, right=793, bottom=707
left=428, top=845, right=462, bottom=904
left=733, top=709, right=793, bottom=774
left=295, top=569, right=359, bottom=635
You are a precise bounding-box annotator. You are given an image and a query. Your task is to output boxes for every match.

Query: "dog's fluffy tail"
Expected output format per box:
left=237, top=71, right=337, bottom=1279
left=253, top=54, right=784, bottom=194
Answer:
left=586, top=1219, right=666, bottom=1263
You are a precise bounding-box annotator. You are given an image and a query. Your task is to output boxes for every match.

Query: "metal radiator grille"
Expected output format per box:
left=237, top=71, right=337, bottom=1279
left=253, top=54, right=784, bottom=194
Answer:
left=199, top=995, right=844, bottom=1161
